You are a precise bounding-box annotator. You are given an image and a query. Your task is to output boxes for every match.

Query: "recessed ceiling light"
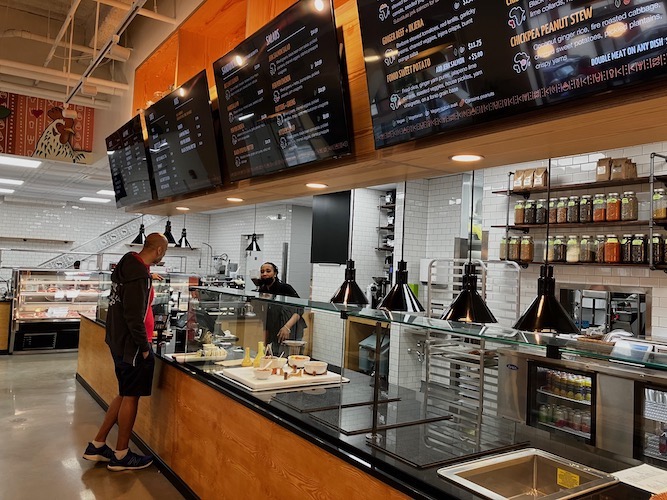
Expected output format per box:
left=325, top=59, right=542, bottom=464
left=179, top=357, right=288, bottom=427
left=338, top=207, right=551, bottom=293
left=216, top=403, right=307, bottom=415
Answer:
left=0, top=155, right=41, bottom=168
left=96, top=190, right=115, bottom=196
left=227, top=197, right=244, bottom=202
left=450, top=154, right=484, bottom=162
left=306, top=183, right=328, bottom=189
left=0, top=178, right=24, bottom=186
left=0, top=188, right=15, bottom=194
left=79, top=197, right=111, bottom=203
left=176, top=206, right=190, bottom=211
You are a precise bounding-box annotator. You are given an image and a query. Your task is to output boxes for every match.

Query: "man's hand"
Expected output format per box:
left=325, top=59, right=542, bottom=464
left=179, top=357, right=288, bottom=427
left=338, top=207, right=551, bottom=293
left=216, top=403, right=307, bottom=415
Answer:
left=142, top=350, right=150, bottom=359
left=278, top=326, right=291, bottom=342
left=151, top=273, right=164, bottom=281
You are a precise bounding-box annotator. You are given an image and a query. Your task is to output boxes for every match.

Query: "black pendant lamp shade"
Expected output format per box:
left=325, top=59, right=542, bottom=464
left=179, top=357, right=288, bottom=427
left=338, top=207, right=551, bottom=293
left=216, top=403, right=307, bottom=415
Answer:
left=442, top=263, right=497, bottom=323
left=513, top=264, right=579, bottom=334
left=330, top=259, right=368, bottom=306
left=175, top=215, right=191, bottom=248
left=131, top=222, right=146, bottom=245
left=164, top=219, right=176, bottom=245
left=378, top=260, right=424, bottom=312
left=246, top=205, right=261, bottom=252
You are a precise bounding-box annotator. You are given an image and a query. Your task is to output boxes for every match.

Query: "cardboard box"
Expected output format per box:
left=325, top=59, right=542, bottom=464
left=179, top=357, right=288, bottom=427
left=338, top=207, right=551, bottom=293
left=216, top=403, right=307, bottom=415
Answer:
left=522, top=169, right=535, bottom=189
left=533, top=168, right=548, bottom=188
left=610, top=158, right=637, bottom=180
left=596, top=158, right=612, bottom=182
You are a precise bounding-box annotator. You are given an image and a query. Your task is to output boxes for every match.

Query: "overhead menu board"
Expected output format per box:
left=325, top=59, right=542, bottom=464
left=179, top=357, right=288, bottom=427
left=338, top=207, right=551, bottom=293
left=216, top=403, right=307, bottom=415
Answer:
left=357, top=0, right=667, bottom=148
left=213, top=0, right=351, bottom=181
left=145, top=70, right=223, bottom=199
left=106, top=115, right=155, bottom=208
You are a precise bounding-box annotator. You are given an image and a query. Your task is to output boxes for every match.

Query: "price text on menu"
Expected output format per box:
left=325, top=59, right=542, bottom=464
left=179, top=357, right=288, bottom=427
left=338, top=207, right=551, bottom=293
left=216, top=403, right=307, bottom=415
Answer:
left=214, top=0, right=351, bottom=181
left=106, top=115, right=154, bottom=208
left=146, top=71, right=222, bottom=200
left=357, top=0, right=667, bottom=148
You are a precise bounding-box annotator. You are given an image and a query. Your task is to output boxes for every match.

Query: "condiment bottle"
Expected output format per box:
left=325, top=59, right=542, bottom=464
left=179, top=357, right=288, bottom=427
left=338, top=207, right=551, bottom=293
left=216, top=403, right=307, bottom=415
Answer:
left=253, top=341, right=266, bottom=368
left=241, top=347, right=253, bottom=367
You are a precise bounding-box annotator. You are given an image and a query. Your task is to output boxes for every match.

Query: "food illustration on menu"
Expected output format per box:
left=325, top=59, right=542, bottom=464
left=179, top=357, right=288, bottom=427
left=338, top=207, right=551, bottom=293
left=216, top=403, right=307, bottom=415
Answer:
left=213, top=0, right=351, bottom=181
left=145, top=70, right=222, bottom=200
left=357, top=0, right=667, bottom=148
left=106, top=115, right=154, bottom=208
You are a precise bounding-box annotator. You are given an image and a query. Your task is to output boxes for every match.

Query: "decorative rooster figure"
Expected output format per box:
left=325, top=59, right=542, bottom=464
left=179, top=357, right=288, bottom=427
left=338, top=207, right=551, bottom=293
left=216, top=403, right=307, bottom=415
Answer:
left=32, top=107, right=87, bottom=163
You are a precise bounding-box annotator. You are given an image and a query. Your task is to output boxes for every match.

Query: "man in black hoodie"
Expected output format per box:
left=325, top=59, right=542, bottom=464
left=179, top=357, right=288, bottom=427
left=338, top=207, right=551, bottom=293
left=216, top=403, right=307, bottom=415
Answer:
left=83, top=233, right=168, bottom=471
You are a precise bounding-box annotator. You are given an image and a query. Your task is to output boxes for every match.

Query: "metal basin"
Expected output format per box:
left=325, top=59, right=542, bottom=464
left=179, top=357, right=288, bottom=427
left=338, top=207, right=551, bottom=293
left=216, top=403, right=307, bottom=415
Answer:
left=437, top=448, right=617, bottom=499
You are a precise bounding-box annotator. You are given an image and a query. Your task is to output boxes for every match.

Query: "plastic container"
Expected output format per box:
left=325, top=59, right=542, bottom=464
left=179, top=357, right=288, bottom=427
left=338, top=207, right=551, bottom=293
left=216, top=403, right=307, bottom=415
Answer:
left=566, top=235, right=580, bottom=263
left=621, top=234, right=633, bottom=263
left=566, top=196, right=579, bottom=223
left=631, top=234, right=647, bottom=264
left=606, top=192, right=621, bottom=222
left=499, top=236, right=507, bottom=260
left=604, top=234, right=621, bottom=263
left=556, top=197, right=568, bottom=224
left=508, top=236, right=521, bottom=261
left=514, top=200, right=525, bottom=225
left=621, top=191, right=638, bottom=221
left=595, top=235, right=606, bottom=263
left=520, top=235, right=534, bottom=263
left=524, top=200, right=536, bottom=224
left=654, top=188, right=667, bottom=220
left=580, top=235, right=594, bottom=263
left=593, top=194, right=606, bottom=222
left=535, top=199, right=547, bottom=224
left=548, top=198, right=558, bottom=224
left=579, top=195, right=593, bottom=223
left=553, top=235, right=566, bottom=262
left=653, top=234, right=664, bottom=265
left=545, top=236, right=555, bottom=262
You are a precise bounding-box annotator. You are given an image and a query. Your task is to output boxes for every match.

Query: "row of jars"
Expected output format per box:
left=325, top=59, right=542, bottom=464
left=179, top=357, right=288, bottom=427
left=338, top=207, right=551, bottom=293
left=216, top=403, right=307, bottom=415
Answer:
left=538, top=404, right=592, bottom=434
left=500, top=233, right=667, bottom=264
left=514, top=192, right=639, bottom=225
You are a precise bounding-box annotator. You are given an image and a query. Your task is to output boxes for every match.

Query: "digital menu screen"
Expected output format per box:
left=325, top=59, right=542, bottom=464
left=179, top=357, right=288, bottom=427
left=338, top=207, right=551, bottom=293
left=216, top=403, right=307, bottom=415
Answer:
left=213, top=0, right=352, bottom=181
left=357, top=0, right=667, bottom=148
left=145, top=70, right=222, bottom=199
left=106, top=115, right=154, bottom=208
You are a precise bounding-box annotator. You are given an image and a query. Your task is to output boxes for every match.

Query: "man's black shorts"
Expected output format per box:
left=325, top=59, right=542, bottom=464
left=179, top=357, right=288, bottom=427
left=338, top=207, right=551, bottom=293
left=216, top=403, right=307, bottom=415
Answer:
left=112, top=350, right=155, bottom=397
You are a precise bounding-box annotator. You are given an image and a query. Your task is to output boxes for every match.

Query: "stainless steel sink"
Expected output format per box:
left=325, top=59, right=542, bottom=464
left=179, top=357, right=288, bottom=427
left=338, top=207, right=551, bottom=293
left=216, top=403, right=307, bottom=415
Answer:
left=437, top=448, right=618, bottom=499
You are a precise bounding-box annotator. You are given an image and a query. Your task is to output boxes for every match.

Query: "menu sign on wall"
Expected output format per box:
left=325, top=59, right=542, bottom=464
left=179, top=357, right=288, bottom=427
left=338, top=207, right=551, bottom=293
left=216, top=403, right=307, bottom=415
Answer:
left=357, top=0, right=667, bottom=148
left=146, top=70, right=222, bottom=199
left=106, top=115, right=154, bottom=208
left=213, top=0, right=351, bottom=181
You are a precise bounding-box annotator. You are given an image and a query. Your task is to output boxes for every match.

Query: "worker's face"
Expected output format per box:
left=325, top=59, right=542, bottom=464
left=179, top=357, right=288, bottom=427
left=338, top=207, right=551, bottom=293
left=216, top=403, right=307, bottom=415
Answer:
left=153, top=243, right=168, bottom=265
left=260, top=264, right=276, bottom=281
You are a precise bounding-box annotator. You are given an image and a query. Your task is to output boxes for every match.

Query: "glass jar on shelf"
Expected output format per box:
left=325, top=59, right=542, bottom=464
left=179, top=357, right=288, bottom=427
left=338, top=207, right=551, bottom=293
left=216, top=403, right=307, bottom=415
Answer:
left=508, top=236, right=521, bottom=261
left=631, top=234, right=647, bottom=264
left=580, top=235, right=594, bottom=263
left=566, top=196, right=579, bottom=223
left=595, top=234, right=606, bottom=263
left=566, top=235, right=580, bottom=263
left=605, top=234, right=621, bottom=263
left=593, top=194, right=606, bottom=222
left=556, top=197, right=568, bottom=223
left=621, top=234, right=633, bottom=263
left=654, top=188, right=667, bottom=220
left=499, top=236, right=507, bottom=261
left=653, top=234, right=664, bottom=265
left=621, top=191, right=638, bottom=221
left=524, top=199, right=536, bottom=225
left=535, top=199, right=547, bottom=224
left=579, top=195, right=593, bottom=223
left=553, top=235, right=566, bottom=262
left=520, top=235, right=534, bottom=263
left=548, top=198, right=558, bottom=224
left=545, top=235, right=555, bottom=262
left=606, top=192, right=621, bottom=222
left=514, top=200, right=525, bottom=225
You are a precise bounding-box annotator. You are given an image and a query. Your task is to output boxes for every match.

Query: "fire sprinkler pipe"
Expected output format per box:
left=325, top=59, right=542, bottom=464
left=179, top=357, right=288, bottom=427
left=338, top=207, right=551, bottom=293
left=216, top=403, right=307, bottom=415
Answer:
left=95, top=0, right=178, bottom=25
left=41, top=0, right=83, bottom=71
left=0, top=81, right=112, bottom=109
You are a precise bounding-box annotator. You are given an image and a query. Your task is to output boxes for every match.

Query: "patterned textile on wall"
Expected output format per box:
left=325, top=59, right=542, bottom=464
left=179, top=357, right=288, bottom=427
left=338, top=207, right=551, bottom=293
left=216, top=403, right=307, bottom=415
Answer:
left=0, top=90, right=94, bottom=164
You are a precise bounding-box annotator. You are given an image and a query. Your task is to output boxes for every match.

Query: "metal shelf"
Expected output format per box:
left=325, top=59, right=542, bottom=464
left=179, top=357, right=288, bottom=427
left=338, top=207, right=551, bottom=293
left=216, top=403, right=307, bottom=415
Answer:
left=537, top=388, right=591, bottom=406
left=493, top=220, right=647, bottom=231
left=491, top=175, right=667, bottom=197
left=538, top=421, right=591, bottom=440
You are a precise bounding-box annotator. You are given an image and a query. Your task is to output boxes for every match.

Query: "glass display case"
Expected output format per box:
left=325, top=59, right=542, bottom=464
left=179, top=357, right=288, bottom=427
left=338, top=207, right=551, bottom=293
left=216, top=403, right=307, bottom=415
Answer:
left=10, top=269, right=102, bottom=352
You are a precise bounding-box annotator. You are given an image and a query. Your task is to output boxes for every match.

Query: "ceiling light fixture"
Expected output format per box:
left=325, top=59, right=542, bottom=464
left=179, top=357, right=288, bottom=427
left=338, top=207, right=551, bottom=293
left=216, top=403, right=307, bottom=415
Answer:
left=0, top=188, right=15, bottom=194
left=176, top=206, right=190, bottom=211
left=246, top=205, right=261, bottom=252
left=513, top=159, right=580, bottom=334
left=131, top=215, right=146, bottom=245
left=79, top=197, right=111, bottom=203
left=377, top=182, right=425, bottom=312
left=330, top=190, right=369, bottom=306
left=0, top=155, right=41, bottom=168
left=306, top=183, right=328, bottom=189
left=451, top=154, right=484, bottom=162
left=227, top=197, right=244, bottom=202
left=442, top=169, right=497, bottom=323
left=96, top=190, right=115, bottom=196
left=0, top=178, right=24, bottom=186
left=164, top=218, right=177, bottom=245
left=175, top=213, right=191, bottom=249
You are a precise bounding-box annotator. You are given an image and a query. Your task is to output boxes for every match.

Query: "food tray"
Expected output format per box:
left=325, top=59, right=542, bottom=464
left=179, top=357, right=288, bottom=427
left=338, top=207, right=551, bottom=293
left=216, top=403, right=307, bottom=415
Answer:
left=171, top=352, right=229, bottom=362
left=217, top=366, right=348, bottom=392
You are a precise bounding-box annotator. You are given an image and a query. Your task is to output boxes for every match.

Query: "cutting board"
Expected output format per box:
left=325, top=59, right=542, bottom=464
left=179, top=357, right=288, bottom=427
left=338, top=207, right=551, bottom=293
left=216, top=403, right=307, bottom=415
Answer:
left=218, top=366, right=348, bottom=392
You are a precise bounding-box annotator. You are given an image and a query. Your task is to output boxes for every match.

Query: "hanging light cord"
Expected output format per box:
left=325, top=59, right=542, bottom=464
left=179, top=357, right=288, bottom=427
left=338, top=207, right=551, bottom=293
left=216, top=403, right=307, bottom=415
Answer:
left=468, top=170, right=475, bottom=265
left=349, top=190, right=355, bottom=257
left=253, top=205, right=257, bottom=234
left=545, top=158, right=551, bottom=266
left=401, top=181, right=407, bottom=262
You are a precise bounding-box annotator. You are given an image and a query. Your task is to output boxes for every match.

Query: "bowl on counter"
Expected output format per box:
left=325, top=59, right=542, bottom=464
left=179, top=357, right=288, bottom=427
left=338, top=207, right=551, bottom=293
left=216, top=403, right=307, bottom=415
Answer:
left=253, top=368, right=272, bottom=380
left=303, top=361, right=327, bottom=375
left=287, top=355, right=310, bottom=368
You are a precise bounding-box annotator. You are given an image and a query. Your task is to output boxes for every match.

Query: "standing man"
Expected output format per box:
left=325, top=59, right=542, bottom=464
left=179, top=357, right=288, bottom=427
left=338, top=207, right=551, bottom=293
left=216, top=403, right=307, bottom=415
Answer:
left=82, top=232, right=168, bottom=471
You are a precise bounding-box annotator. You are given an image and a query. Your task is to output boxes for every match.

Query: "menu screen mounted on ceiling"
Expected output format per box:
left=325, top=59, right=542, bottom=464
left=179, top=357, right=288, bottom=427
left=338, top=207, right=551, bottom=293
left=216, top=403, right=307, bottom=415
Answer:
left=145, top=70, right=223, bottom=199
left=357, top=0, right=667, bottom=148
left=106, top=115, right=155, bottom=208
left=213, top=0, right=352, bottom=181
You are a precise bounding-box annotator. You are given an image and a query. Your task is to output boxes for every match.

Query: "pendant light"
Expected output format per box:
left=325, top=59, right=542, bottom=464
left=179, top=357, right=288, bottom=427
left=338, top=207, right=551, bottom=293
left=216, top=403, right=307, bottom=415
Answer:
left=131, top=215, right=146, bottom=245
left=246, top=205, right=261, bottom=252
left=377, top=182, right=425, bottom=312
left=442, top=170, right=497, bottom=323
left=513, top=159, right=580, bottom=334
left=330, top=190, right=369, bottom=306
left=175, top=214, right=191, bottom=248
left=164, top=218, right=176, bottom=245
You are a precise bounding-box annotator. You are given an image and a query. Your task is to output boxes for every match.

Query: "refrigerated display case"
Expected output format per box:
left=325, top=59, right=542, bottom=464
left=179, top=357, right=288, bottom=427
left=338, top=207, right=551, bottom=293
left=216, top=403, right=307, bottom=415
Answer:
left=636, top=383, right=667, bottom=466
left=527, top=362, right=596, bottom=446
left=10, top=269, right=101, bottom=352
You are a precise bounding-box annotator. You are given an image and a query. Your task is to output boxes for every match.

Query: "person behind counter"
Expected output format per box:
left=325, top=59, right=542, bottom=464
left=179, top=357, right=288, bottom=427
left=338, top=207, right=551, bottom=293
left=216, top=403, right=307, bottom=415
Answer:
left=258, top=262, right=305, bottom=355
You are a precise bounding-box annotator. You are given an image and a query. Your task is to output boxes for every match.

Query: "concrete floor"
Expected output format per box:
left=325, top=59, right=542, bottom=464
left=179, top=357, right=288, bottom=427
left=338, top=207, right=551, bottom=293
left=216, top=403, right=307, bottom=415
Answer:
left=0, top=352, right=184, bottom=500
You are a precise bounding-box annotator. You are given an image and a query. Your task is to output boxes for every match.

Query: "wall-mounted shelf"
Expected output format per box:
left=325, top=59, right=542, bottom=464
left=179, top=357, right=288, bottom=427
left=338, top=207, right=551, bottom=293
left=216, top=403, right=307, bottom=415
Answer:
left=377, top=225, right=394, bottom=231
left=0, top=236, right=72, bottom=244
left=126, top=243, right=199, bottom=250
left=379, top=203, right=396, bottom=210
left=492, top=175, right=667, bottom=197
left=492, top=220, right=647, bottom=231
left=503, top=260, right=660, bottom=269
